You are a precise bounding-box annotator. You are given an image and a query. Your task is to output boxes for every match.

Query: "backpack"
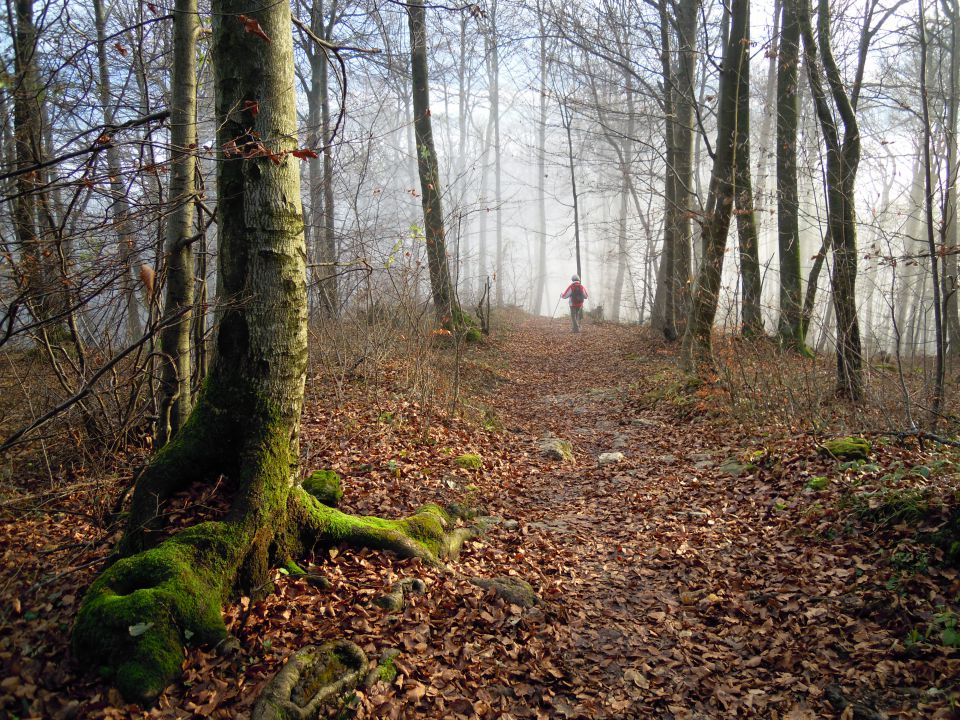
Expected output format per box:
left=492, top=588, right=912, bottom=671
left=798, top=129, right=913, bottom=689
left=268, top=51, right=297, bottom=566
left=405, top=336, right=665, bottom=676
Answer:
left=570, top=283, right=585, bottom=303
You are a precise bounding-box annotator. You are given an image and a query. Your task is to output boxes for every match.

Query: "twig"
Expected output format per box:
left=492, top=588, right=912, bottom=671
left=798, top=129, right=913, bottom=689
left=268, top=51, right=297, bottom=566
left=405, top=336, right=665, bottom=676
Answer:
left=0, top=307, right=190, bottom=453
left=865, top=430, right=960, bottom=448
left=0, top=111, right=171, bottom=186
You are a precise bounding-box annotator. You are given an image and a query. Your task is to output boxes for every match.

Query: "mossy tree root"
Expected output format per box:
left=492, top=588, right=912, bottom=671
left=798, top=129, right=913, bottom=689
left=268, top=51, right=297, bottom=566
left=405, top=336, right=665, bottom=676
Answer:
left=72, top=522, right=247, bottom=705
left=288, top=491, right=483, bottom=565
left=77, top=481, right=485, bottom=705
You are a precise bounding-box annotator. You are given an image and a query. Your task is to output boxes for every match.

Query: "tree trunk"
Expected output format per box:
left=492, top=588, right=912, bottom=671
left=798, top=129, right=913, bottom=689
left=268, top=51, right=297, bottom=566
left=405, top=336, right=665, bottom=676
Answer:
left=561, top=100, right=582, bottom=279
left=11, top=0, right=49, bottom=327
left=94, top=0, right=143, bottom=343
left=157, top=0, right=199, bottom=447
left=489, top=0, right=504, bottom=306
left=407, top=0, right=457, bottom=318
left=918, top=0, right=945, bottom=419
left=942, top=0, right=960, bottom=357
left=533, top=10, right=549, bottom=315
left=653, top=0, right=678, bottom=340
left=72, top=3, right=478, bottom=707
left=307, top=0, right=339, bottom=319
left=777, top=0, right=804, bottom=348
left=681, top=0, right=750, bottom=369
left=734, top=0, right=763, bottom=337
left=799, top=0, right=864, bottom=399
left=673, top=0, right=699, bottom=334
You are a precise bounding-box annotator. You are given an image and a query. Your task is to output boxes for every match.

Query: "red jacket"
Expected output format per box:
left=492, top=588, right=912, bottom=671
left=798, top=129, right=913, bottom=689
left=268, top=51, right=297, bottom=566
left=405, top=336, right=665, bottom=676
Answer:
left=561, top=282, right=589, bottom=308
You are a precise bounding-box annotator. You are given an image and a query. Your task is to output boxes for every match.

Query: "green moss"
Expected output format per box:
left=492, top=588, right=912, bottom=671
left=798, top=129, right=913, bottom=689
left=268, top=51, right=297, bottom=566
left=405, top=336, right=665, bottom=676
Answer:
left=821, top=437, right=872, bottom=461
left=283, top=560, right=306, bottom=577
left=806, top=476, right=829, bottom=491
left=290, top=646, right=349, bottom=707
left=464, top=327, right=483, bottom=342
left=454, top=453, right=482, bottom=470
left=73, top=521, right=244, bottom=704
left=302, top=470, right=343, bottom=507
left=375, top=655, right=398, bottom=683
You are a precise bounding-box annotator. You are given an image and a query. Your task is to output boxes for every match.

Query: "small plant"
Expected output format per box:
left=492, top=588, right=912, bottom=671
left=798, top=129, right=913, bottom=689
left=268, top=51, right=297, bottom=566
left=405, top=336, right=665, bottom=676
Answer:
left=854, top=487, right=931, bottom=525
left=806, top=476, right=829, bottom=491
left=890, top=548, right=929, bottom=575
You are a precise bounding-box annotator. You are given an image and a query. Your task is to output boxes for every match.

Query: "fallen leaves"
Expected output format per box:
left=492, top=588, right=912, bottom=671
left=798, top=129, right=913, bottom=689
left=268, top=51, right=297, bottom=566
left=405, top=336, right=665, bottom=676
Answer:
left=1, top=318, right=958, bottom=718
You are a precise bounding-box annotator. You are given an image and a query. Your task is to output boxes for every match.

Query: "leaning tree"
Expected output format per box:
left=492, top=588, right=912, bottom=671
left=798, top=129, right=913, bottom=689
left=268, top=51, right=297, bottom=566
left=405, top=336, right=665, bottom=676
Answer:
left=71, top=1, right=475, bottom=704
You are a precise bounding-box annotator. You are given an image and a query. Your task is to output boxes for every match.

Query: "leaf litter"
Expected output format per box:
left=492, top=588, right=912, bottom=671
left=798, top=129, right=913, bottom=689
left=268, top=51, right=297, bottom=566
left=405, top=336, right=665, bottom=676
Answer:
left=0, top=315, right=958, bottom=718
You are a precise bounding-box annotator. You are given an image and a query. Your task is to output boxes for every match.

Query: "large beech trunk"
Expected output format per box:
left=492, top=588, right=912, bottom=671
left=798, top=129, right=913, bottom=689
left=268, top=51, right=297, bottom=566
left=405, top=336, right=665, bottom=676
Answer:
left=72, top=7, right=474, bottom=705
left=73, top=2, right=310, bottom=702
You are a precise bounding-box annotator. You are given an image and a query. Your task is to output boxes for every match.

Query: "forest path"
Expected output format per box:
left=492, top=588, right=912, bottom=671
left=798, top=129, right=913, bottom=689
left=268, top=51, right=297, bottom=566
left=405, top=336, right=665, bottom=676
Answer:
left=471, top=316, right=898, bottom=719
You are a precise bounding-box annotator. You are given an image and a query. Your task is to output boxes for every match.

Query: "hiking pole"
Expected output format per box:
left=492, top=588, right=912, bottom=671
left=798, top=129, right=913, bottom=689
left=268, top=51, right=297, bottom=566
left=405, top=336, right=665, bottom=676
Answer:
left=551, top=296, right=561, bottom=319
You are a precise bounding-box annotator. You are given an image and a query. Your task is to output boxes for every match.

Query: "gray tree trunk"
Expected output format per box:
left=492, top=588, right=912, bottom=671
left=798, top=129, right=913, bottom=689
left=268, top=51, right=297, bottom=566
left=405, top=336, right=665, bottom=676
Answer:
left=157, top=0, right=199, bottom=446
left=94, top=0, right=143, bottom=343
left=777, top=0, right=804, bottom=347
left=681, top=0, right=750, bottom=369
left=407, top=0, right=457, bottom=318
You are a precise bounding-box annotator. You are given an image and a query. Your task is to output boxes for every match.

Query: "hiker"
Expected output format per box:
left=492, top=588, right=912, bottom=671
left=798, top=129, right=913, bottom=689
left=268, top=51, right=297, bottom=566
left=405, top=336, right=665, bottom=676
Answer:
left=561, top=274, right=589, bottom=333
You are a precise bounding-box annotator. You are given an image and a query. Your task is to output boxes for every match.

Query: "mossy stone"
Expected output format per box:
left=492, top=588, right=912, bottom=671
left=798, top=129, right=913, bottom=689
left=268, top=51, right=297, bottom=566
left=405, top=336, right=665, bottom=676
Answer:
left=303, top=470, right=343, bottom=508
left=540, top=437, right=573, bottom=462
left=806, top=476, right=829, bottom=491
left=821, top=437, right=872, bottom=461
left=719, top=460, right=756, bottom=478
left=454, top=453, right=482, bottom=470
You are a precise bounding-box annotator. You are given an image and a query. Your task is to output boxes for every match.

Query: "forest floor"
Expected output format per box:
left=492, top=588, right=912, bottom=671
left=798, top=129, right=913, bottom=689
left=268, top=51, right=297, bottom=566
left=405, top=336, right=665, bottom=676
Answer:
left=1, top=313, right=959, bottom=719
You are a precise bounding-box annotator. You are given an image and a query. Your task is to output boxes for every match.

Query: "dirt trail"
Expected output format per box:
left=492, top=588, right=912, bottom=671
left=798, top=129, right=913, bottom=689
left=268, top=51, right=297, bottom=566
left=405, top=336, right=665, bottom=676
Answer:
left=3, top=314, right=954, bottom=719
left=472, top=316, right=952, bottom=719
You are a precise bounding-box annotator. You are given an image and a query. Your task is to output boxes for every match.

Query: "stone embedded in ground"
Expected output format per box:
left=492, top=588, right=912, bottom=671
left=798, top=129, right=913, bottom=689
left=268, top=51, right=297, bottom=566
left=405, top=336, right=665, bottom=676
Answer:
left=719, top=459, right=756, bottom=477
left=502, top=519, right=520, bottom=531
left=598, top=452, right=625, bottom=466
left=470, top=576, right=539, bottom=607
left=252, top=640, right=366, bottom=720
left=539, top=436, right=574, bottom=462
left=694, top=460, right=715, bottom=470
left=374, top=577, right=426, bottom=612
left=611, top=434, right=629, bottom=449
left=364, top=648, right=401, bottom=688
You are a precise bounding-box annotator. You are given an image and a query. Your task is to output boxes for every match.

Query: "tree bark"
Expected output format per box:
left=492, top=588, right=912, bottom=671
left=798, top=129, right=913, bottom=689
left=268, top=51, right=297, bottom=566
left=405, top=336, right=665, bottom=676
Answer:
left=157, top=0, right=199, bottom=446
left=672, top=0, right=699, bottom=334
left=307, top=0, right=339, bottom=319
left=407, top=0, right=457, bottom=319
left=942, top=0, right=960, bottom=357
left=734, top=0, right=763, bottom=337
left=681, top=0, right=750, bottom=369
left=653, top=0, right=678, bottom=340
left=74, top=0, right=310, bottom=701
left=799, top=0, right=864, bottom=399
left=533, top=7, right=549, bottom=315
left=777, top=0, right=804, bottom=348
